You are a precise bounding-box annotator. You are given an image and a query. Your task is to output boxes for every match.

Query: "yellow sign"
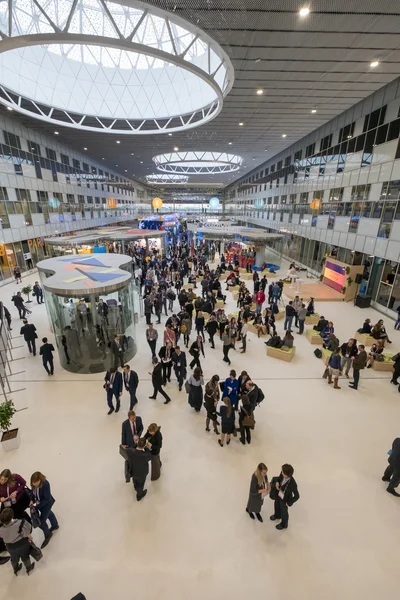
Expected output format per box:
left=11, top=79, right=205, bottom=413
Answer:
left=310, top=198, right=321, bottom=210
left=152, top=197, right=163, bottom=209
left=107, top=198, right=117, bottom=208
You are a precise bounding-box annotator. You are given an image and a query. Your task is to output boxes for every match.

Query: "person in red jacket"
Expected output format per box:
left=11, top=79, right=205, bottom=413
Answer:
left=255, top=289, right=265, bottom=315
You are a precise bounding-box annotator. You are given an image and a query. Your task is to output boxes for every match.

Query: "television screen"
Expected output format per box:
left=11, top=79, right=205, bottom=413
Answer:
left=323, top=260, right=345, bottom=292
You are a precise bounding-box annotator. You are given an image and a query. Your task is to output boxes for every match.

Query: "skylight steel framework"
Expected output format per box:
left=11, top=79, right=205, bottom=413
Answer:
left=146, top=174, right=189, bottom=184
left=153, top=151, right=243, bottom=174
left=0, top=0, right=234, bottom=134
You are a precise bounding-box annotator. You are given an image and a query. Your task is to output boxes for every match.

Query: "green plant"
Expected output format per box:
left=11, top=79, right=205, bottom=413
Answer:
left=345, top=266, right=351, bottom=274
left=0, top=399, right=16, bottom=432
left=341, top=286, right=347, bottom=294
left=347, top=276, right=353, bottom=286
left=22, top=285, right=32, bottom=302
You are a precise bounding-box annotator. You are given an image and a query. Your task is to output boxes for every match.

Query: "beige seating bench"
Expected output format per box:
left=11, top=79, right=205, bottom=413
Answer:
left=306, top=329, right=323, bottom=345
left=305, top=313, right=320, bottom=325
left=354, top=332, right=375, bottom=346
left=266, top=346, right=296, bottom=362
left=274, top=309, right=285, bottom=321
left=321, top=348, right=331, bottom=365
left=248, top=323, right=266, bottom=336
left=215, top=299, right=225, bottom=309
left=372, top=354, right=394, bottom=372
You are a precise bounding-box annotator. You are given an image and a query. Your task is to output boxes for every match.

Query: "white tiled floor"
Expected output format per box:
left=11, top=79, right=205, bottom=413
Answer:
left=1, top=264, right=400, bottom=600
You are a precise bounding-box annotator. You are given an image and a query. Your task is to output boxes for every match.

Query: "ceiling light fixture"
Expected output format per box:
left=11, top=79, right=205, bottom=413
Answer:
left=256, top=89, right=263, bottom=95
left=54, top=131, right=59, bottom=134
left=116, top=140, right=120, bottom=144
left=228, top=142, right=232, bottom=145
left=102, top=157, right=105, bottom=159
left=282, top=134, right=287, bottom=138
left=153, top=151, right=243, bottom=174
left=299, top=7, right=310, bottom=17
left=0, top=0, right=234, bottom=135
left=311, top=109, right=317, bottom=113
left=168, top=133, right=172, bottom=136
left=239, top=122, right=244, bottom=126
left=370, top=60, right=380, bottom=68
left=7, top=106, right=13, bottom=111
left=84, top=147, right=87, bottom=150
left=174, top=146, right=179, bottom=151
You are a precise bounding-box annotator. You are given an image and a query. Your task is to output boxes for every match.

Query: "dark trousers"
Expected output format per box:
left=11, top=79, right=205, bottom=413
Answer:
left=39, top=507, right=58, bottom=539
left=132, top=477, right=146, bottom=500
left=128, top=389, right=138, bottom=409
left=107, top=390, right=120, bottom=410
left=209, top=332, right=215, bottom=348
left=7, top=538, right=32, bottom=573
left=222, top=345, right=231, bottom=362
left=36, top=294, right=43, bottom=304
left=17, top=306, right=27, bottom=319
left=42, top=357, right=54, bottom=375
left=391, top=369, right=400, bottom=384
left=163, top=301, right=168, bottom=316
left=352, top=368, right=360, bottom=389
left=196, top=327, right=205, bottom=342
left=27, top=339, right=36, bottom=355
left=240, top=424, right=251, bottom=444
left=174, top=367, right=185, bottom=389
left=184, top=333, right=190, bottom=347
left=294, top=312, right=299, bottom=327
left=189, top=355, right=201, bottom=369
left=384, top=464, right=400, bottom=491
left=298, top=319, right=305, bottom=334
left=145, top=312, right=151, bottom=325
left=155, top=310, right=161, bottom=324
left=241, top=334, right=247, bottom=352
left=219, top=323, right=226, bottom=339
left=113, top=352, right=124, bottom=370
left=148, top=339, right=156, bottom=357
left=153, top=384, right=171, bottom=402
left=274, top=497, right=289, bottom=528
left=161, top=362, right=172, bottom=384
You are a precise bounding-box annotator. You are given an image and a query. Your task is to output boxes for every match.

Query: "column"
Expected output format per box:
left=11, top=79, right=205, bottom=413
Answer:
left=254, top=246, right=266, bottom=270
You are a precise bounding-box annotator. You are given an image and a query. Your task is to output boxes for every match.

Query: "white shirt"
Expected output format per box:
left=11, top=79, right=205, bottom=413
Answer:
left=241, top=323, right=248, bottom=336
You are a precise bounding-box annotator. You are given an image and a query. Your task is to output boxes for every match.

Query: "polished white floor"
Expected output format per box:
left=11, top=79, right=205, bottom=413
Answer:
left=1, top=262, right=400, bottom=600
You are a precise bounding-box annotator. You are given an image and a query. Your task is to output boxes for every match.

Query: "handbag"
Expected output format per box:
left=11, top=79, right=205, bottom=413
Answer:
left=269, top=476, right=280, bottom=500
left=242, top=408, right=255, bottom=428
left=29, top=540, right=43, bottom=562
left=30, top=509, right=41, bottom=529
left=322, top=366, right=329, bottom=379
left=184, top=380, right=191, bottom=394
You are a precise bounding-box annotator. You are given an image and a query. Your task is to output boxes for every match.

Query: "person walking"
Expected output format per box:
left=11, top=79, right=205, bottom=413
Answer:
left=205, top=313, right=218, bottom=349
left=11, top=292, right=27, bottom=319
left=144, top=423, right=163, bottom=481
left=284, top=301, right=296, bottom=331
left=239, top=395, right=254, bottom=445
left=187, top=366, right=204, bottom=412
left=349, top=344, right=367, bottom=390
left=144, top=295, right=153, bottom=325
left=181, top=312, right=192, bottom=348
left=32, top=281, right=43, bottom=304
left=111, top=334, right=124, bottom=369
left=270, top=464, right=300, bottom=530
left=0, top=509, right=37, bottom=576
left=340, top=338, right=358, bottom=378
left=20, top=320, right=38, bottom=356
left=195, top=311, right=205, bottom=342
left=149, top=357, right=171, bottom=404
left=297, top=303, right=307, bottom=335
left=171, top=345, right=187, bottom=391
left=104, top=367, right=123, bottom=414
left=240, top=317, right=248, bottom=353
left=189, top=335, right=205, bottom=369
left=382, top=437, right=400, bottom=497
left=146, top=323, right=158, bottom=358
left=204, top=375, right=220, bottom=434
left=390, top=352, right=400, bottom=385
left=246, top=463, right=270, bottom=522
left=327, top=347, right=342, bottom=389
left=163, top=323, right=176, bottom=347
left=255, top=289, right=265, bottom=315
left=13, top=266, right=22, bottom=284
left=123, top=364, right=139, bottom=409
left=218, top=397, right=235, bottom=447
left=222, top=326, right=233, bottom=365
left=39, top=337, right=55, bottom=376
left=29, top=472, right=59, bottom=549
left=159, top=341, right=173, bottom=384
left=126, top=438, right=152, bottom=501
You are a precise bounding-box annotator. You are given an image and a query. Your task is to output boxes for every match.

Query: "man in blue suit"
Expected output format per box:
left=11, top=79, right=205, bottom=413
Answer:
left=104, top=367, right=123, bottom=415
left=121, top=410, right=143, bottom=448
left=123, top=364, right=139, bottom=409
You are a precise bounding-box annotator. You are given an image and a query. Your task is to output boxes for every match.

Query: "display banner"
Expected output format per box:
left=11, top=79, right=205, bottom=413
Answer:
left=323, top=260, right=345, bottom=292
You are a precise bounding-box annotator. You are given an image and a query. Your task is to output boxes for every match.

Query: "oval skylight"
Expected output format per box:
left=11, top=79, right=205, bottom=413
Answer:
left=153, top=151, right=243, bottom=174
left=0, top=0, right=234, bottom=134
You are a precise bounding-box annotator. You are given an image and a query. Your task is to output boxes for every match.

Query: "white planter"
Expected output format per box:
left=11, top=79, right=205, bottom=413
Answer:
left=1, top=428, right=20, bottom=452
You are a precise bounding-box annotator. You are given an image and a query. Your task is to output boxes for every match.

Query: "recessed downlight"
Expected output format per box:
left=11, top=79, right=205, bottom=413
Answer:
left=370, top=60, right=379, bottom=68
left=116, top=140, right=120, bottom=144
left=174, top=146, right=179, bottom=151
left=6, top=106, right=13, bottom=111
left=282, top=134, right=287, bottom=138
left=311, top=109, right=317, bottom=113
left=83, top=147, right=87, bottom=150
left=239, top=122, right=244, bottom=126
left=299, top=7, right=310, bottom=16
left=256, top=89, right=263, bottom=95
left=54, top=131, right=59, bottom=135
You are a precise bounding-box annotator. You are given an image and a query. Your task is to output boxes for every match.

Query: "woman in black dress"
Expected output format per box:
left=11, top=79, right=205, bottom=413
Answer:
left=187, top=367, right=204, bottom=412
left=144, top=423, right=163, bottom=481
left=218, top=397, right=235, bottom=447
left=204, top=375, right=220, bottom=434
left=246, top=463, right=270, bottom=522
left=189, top=335, right=205, bottom=369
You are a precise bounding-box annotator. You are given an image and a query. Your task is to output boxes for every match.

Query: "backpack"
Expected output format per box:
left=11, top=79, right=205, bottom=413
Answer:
left=314, top=348, right=322, bottom=359
left=256, top=387, right=265, bottom=405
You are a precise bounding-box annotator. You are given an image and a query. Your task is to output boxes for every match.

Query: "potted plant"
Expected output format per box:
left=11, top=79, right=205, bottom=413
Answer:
left=345, top=266, right=351, bottom=274
left=347, top=276, right=354, bottom=286
left=22, top=284, right=33, bottom=303
left=0, top=399, right=19, bottom=452
left=341, top=286, right=347, bottom=294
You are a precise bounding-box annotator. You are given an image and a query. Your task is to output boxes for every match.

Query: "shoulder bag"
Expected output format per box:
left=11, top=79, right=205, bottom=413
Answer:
left=184, top=380, right=191, bottom=394
left=242, top=407, right=255, bottom=428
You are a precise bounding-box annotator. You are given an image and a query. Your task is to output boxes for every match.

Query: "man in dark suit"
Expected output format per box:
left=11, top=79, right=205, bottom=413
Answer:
left=270, top=464, right=300, bottom=530
left=11, top=292, right=27, bottom=319
left=126, top=437, right=152, bottom=501
left=97, top=299, right=109, bottom=324
left=121, top=410, right=143, bottom=448
left=123, top=364, right=139, bottom=409
left=39, top=337, right=55, bottom=375
left=171, top=345, right=187, bottom=391
left=104, top=367, right=123, bottom=414
left=148, top=357, right=171, bottom=404
left=382, top=437, right=400, bottom=497
left=20, top=319, right=38, bottom=355
left=33, top=281, right=44, bottom=304
left=111, top=334, right=124, bottom=369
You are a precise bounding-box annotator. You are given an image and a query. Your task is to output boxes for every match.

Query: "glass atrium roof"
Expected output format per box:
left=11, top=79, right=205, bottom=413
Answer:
left=153, top=151, right=243, bottom=174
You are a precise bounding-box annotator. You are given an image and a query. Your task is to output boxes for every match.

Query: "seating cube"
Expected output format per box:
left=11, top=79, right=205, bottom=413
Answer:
left=306, top=329, right=323, bottom=345
left=305, top=313, right=320, bottom=325
left=372, top=354, right=394, bottom=372
left=354, top=332, right=375, bottom=346
left=274, top=309, right=285, bottom=321
left=321, top=348, right=331, bottom=365
left=266, top=346, right=296, bottom=362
